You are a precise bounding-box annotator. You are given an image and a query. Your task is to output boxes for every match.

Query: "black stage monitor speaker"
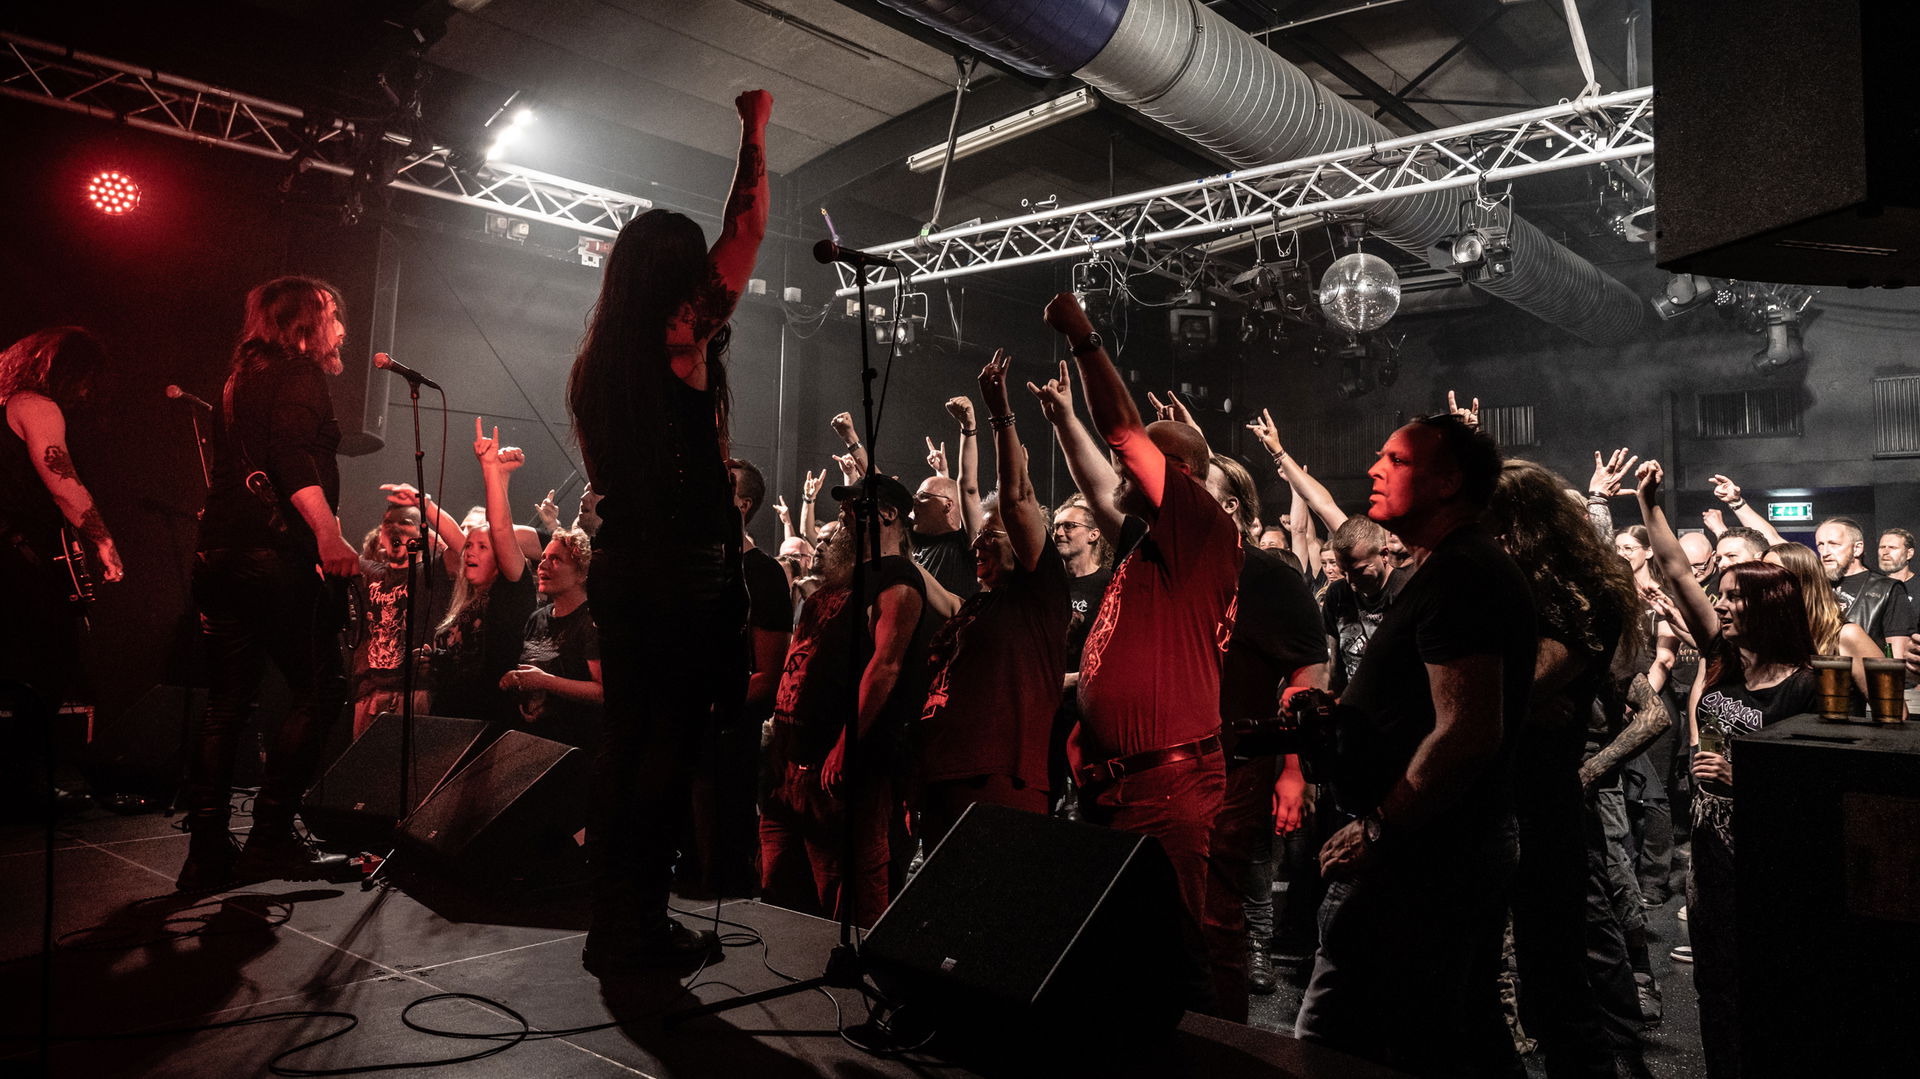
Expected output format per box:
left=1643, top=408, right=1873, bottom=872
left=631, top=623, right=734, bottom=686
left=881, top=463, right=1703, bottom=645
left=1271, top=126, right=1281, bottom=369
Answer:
left=303, top=712, right=489, bottom=841
left=861, top=804, right=1194, bottom=1054
left=1734, top=714, right=1920, bottom=1078
left=397, top=729, right=586, bottom=871
left=1653, top=2, right=1920, bottom=286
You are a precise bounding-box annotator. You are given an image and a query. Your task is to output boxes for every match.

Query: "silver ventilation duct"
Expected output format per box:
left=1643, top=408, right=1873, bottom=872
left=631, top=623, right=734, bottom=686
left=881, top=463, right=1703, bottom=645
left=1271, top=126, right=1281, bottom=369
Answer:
left=881, top=0, right=1646, bottom=344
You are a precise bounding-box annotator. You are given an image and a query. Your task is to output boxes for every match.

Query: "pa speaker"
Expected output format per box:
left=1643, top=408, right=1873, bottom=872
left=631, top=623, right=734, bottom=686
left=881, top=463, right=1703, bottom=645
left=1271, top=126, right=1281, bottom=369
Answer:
left=1735, top=714, right=1920, bottom=1077
left=1652, top=2, right=1920, bottom=286
left=861, top=804, right=1194, bottom=1055
left=397, top=729, right=586, bottom=871
left=303, top=712, right=489, bottom=842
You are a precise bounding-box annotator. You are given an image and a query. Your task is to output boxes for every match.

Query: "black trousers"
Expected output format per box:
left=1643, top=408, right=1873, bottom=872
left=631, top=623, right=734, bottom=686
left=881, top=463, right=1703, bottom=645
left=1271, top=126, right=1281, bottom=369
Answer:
left=1513, top=763, right=1620, bottom=1079
left=186, top=547, right=347, bottom=824
left=585, top=543, right=745, bottom=945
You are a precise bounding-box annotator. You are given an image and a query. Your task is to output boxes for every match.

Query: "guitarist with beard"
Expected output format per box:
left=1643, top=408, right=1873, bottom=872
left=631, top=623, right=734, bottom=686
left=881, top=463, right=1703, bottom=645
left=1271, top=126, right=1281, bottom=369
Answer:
left=0, top=326, right=123, bottom=817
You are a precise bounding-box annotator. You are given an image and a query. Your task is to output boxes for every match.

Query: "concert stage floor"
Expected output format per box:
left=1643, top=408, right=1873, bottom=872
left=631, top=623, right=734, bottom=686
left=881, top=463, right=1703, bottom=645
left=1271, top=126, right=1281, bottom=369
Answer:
left=1, top=802, right=1703, bottom=1077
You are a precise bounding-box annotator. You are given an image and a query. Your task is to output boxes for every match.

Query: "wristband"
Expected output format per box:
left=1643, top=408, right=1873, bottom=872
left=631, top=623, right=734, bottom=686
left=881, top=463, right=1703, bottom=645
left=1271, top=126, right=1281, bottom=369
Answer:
left=802, top=496, right=815, bottom=504
left=1726, top=498, right=1745, bottom=510
left=989, top=414, right=1017, bottom=431
left=959, top=426, right=976, bottom=437
left=1269, top=451, right=1289, bottom=467
left=1586, top=493, right=1608, bottom=503
left=846, top=440, right=862, bottom=452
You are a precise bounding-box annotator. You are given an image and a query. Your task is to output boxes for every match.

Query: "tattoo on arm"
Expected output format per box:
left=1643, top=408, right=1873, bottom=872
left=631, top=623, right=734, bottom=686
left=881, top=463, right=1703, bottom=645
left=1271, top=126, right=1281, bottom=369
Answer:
left=687, top=266, right=740, bottom=345
left=726, top=141, right=764, bottom=224
left=43, top=444, right=77, bottom=482
left=1584, top=675, right=1672, bottom=781
left=78, top=505, right=111, bottom=548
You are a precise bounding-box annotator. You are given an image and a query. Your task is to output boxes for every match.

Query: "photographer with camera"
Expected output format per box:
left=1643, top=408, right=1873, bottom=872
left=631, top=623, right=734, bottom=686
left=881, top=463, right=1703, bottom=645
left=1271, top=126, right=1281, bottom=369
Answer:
left=1292, top=413, right=1535, bottom=1078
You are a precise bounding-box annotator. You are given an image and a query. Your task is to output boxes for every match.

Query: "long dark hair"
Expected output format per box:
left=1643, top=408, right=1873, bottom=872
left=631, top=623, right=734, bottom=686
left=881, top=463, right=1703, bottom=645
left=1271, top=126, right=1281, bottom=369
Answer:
left=567, top=209, right=732, bottom=489
left=0, top=327, right=108, bottom=407
left=1484, top=459, right=1644, bottom=658
left=225, top=276, right=342, bottom=416
left=1704, top=560, right=1814, bottom=688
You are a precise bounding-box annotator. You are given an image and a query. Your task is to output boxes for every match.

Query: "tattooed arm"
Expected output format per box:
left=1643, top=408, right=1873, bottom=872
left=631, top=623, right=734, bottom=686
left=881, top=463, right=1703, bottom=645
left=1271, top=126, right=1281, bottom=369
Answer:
left=667, top=89, right=772, bottom=388
left=1578, top=673, right=1673, bottom=791
left=5, top=392, right=123, bottom=581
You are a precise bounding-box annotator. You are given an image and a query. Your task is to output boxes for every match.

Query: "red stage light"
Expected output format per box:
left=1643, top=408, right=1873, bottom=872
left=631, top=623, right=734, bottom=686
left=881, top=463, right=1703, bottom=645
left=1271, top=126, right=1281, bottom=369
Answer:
left=86, top=170, right=141, bottom=216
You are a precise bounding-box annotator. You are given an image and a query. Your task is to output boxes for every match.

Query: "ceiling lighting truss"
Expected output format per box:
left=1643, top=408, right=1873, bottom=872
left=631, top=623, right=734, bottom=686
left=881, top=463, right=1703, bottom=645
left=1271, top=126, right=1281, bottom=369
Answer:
left=834, top=86, right=1653, bottom=297
left=0, top=32, right=652, bottom=237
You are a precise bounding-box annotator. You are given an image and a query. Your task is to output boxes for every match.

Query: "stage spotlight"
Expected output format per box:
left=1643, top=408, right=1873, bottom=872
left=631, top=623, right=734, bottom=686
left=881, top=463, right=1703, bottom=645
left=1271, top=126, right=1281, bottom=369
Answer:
left=1652, top=273, right=1717, bottom=319
left=1168, top=292, right=1217, bottom=359
left=86, top=170, right=141, bottom=216
left=1429, top=225, right=1511, bottom=280
left=484, top=98, right=536, bottom=161
left=1752, top=317, right=1807, bottom=374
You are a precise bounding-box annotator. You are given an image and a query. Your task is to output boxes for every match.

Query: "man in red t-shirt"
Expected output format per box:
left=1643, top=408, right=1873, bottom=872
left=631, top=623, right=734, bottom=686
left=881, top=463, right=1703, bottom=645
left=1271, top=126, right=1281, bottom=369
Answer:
left=1030, top=293, right=1243, bottom=954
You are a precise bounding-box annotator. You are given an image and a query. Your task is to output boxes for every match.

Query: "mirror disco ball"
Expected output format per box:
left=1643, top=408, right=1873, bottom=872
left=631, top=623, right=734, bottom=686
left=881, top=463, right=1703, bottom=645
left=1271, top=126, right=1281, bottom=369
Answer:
left=1318, top=252, right=1401, bottom=334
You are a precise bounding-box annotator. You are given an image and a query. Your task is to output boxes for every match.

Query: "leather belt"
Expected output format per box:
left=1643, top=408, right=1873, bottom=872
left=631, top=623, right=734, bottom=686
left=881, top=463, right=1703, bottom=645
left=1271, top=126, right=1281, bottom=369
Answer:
left=1074, top=734, right=1221, bottom=790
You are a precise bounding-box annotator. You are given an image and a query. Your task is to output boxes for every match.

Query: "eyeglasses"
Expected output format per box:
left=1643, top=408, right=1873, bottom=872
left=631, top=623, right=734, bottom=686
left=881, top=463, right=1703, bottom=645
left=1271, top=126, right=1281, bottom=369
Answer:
left=1053, top=521, right=1089, bottom=533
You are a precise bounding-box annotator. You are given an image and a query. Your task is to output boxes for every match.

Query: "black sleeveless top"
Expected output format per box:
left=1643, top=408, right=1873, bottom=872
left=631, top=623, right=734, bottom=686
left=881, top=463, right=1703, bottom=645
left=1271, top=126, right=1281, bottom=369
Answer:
left=0, top=398, right=65, bottom=551
left=593, top=378, right=735, bottom=552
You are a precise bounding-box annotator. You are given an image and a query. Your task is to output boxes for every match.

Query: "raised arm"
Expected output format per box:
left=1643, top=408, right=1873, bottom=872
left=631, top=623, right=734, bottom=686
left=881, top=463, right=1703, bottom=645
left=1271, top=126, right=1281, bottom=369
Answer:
left=1708, top=473, right=1784, bottom=546
left=7, top=393, right=122, bottom=581
left=380, top=482, right=465, bottom=575
left=979, top=350, right=1045, bottom=569
left=667, top=90, right=771, bottom=386
left=474, top=417, right=526, bottom=583
left=1636, top=461, right=1718, bottom=647
left=830, top=412, right=870, bottom=476
left=1028, top=358, right=1124, bottom=536
left=1044, top=292, right=1164, bottom=507
left=1585, top=448, right=1636, bottom=539
left=1247, top=408, right=1347, bottom=532
left=947, top=396, right=984, bottom=538
left=800, top=469, right=822, bottom=542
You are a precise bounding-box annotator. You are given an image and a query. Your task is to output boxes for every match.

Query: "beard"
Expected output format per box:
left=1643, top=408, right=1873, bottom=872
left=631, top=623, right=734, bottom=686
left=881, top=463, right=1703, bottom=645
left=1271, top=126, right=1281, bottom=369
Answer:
left=816, top=531, right=855, bottom=588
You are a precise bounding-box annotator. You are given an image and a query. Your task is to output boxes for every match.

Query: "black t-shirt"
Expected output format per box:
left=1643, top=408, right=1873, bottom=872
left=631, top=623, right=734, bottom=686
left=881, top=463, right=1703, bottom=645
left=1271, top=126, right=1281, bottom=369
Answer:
left=744, top=546, right=794, bottom=635
left=0, top=398, right=63, bottom=552
left=913, top=528, right=979, bottom=599
left=1834, top=569, right=1916, bottom=644
left=352, top=557, right=452, bottom=690
left=513, top=601, right=601, bottom=749
left=772, top=556, right=939, bottom=767
left=1222, top=545, right=1328, bottom=726
left=1695, top=656, right=1817, bottom=798
left=1322, top=567, right=1411, bottom=690
left=1334, top=525, right=1536, bottom=824
left=1064, top=566, right=1112, bottom=671
left=199, top=354, right=340, bottom=555
left=429, top=570, right=541, bottom=725
left=592, top=379, right=735, bottom=552
left=920, top=544, right=1071, bottom=787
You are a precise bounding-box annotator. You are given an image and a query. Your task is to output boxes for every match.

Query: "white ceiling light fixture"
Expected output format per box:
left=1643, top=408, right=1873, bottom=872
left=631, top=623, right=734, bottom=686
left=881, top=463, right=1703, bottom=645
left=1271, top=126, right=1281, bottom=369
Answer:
left=906, top=89, right=1098, bottom=173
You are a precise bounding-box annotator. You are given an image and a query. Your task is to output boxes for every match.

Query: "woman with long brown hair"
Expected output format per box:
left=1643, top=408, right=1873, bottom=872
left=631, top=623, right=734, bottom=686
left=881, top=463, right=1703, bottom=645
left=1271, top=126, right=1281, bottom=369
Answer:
left=1766, top=541, right=1878, bottom=696
left=566, top=90, right=771, bottom=975
left=1635, top=461, right=1814, bottom=1079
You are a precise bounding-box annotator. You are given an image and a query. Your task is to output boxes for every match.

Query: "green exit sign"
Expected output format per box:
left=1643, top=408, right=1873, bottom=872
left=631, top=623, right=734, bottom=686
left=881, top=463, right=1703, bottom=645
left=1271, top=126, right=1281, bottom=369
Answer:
left=1768, top=501, right=1813, bottom=522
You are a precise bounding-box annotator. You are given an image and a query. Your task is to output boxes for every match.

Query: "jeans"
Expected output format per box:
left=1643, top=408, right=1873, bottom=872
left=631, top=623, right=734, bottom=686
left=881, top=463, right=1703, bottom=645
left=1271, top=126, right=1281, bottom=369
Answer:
left=585, top=543, right=745, bottom=946
left=758, top=742, right=892, bottom=929
left=1595, top=784, right=1648, bottom=942
left=1624, top=724, right=1677, bottom=901
left=918, top=773, right=1047, bottom=853
left=1201, top=754, right=1276, bottom=1023
left=1297, top=817, right=1521, bottom=1078
left=1582, top=788, right=1656, bottom=1079
left=186, top=547, right=347, bottom=825
left=1081, top=749, right=1225, bottom=1015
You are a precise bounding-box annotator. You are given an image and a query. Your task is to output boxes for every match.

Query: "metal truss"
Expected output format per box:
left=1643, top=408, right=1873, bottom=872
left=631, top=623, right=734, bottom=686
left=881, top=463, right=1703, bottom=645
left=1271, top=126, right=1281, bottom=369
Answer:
left=834, top=86, right=1654, bottom=297
left=0, top=32, right=651, bottom=236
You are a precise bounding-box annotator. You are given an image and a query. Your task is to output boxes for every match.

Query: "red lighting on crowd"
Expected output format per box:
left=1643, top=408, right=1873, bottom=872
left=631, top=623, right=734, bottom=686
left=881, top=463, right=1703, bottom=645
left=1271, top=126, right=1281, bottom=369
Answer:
left=86, top=170, right=141, bottom=215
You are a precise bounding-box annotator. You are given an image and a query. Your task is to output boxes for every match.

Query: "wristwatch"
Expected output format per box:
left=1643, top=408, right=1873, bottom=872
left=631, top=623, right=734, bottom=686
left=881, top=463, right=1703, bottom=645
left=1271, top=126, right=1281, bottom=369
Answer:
left=1361, top=809, right=1388, bottom=846
left=1070, top=330, right=1104, bottom=355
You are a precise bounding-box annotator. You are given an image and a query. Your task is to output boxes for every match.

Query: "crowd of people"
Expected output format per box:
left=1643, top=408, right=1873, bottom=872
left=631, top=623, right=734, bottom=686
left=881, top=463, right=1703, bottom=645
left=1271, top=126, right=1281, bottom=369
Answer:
left=6, top=87, right=1919, bottom=1078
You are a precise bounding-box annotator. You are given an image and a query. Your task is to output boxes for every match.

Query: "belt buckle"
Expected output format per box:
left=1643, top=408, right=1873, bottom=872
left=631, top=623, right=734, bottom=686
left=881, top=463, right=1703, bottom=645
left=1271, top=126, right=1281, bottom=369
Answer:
left=1106, top=757, right=1128, bottom=781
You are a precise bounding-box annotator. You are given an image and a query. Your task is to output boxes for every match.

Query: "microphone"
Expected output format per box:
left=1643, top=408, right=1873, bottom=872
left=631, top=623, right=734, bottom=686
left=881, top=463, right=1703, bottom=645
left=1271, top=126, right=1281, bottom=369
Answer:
left=813, top=238, right=898, bottom=269
left=165, top=385, right=213, bottom=411
left=373, top=352, right=441, bottom=391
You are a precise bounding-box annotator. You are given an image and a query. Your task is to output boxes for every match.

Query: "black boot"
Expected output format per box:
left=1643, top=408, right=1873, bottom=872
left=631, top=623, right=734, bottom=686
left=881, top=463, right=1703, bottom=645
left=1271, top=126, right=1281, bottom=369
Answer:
left=1247, top=938, right=1278, bottom=995
left=235, top=808, right=350, bottom=882
left=176, top=814, right=238, bottom=893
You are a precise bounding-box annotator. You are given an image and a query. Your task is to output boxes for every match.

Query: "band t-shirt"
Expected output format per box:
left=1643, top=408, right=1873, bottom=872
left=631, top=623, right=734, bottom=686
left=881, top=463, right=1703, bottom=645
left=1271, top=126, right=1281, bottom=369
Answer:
left=913, top=527, right=979, bottom=599
left=1333, top=525, right=1536, bottom=824
left=514, top=601, right=601, bottom=750
left=771, top=556, right=938, bottom=768
left=1064, top=566, right=1113, bottom=672
left=1694, top=657, right=1817, bottom=800
left=1322, top=567, right=1410, bottom=688
left=1221, top=544, right=1328, bottom=726
left=1076, top=467, right=1243, bottom=759
left=352, top=558, right=451, bottom=695
left=919, top=544, right=1071, bottom=788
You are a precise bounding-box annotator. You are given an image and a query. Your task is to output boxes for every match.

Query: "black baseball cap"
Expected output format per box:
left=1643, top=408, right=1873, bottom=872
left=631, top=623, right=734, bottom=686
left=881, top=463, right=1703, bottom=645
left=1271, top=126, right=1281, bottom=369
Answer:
left=831, top=473, right=914, bottom=517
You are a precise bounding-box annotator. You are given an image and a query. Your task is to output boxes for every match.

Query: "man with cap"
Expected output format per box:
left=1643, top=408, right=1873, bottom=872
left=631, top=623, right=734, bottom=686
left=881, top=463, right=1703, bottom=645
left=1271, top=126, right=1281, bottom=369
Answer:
left=757, top=472, right=942, bottom=928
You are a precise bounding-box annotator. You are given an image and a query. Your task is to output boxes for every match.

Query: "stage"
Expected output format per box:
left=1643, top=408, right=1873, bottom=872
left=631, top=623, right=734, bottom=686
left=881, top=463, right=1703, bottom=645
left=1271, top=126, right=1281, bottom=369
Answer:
left=0, top=801, right=1474, bottom=1078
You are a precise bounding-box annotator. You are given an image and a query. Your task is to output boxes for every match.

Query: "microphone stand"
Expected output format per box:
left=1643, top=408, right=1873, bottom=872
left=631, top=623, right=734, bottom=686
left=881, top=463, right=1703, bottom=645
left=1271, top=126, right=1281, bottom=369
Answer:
left=668, top=259, right=896, bottom=1029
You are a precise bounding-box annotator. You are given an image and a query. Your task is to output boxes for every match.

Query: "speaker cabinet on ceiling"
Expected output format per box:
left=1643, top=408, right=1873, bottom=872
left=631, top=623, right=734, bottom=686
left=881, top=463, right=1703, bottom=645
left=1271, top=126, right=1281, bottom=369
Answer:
left=860, top=804, right=1196, bottom=1062
left=290, top=221, right=399, bottom=455
left=1733, top=714, right=1920, bottom=1078
left=1652, top=2, right=1920, bottom=286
